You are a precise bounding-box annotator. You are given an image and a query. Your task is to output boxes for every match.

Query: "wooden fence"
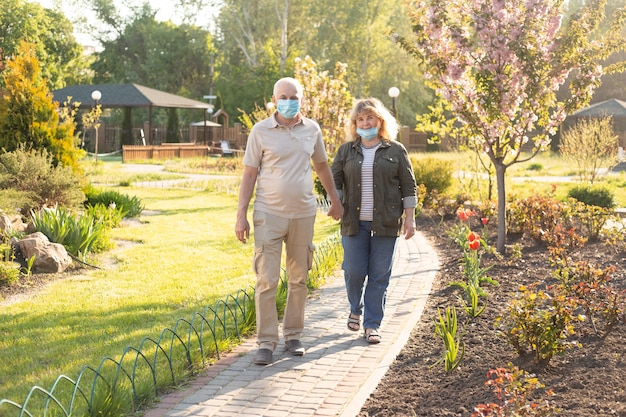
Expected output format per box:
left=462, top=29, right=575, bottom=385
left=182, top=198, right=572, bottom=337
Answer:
left=122, top=144, right=210, bottom=162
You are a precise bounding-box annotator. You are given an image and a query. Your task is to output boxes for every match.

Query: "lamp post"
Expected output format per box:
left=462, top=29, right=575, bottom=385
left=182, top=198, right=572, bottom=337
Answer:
left=388, top=87, right=400, bottom=118
left=91, top=90, right=102, bottom=162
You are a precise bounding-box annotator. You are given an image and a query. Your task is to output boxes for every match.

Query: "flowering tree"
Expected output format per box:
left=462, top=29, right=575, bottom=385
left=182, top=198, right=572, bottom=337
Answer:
left=396, top=0, right=626, bottom=253
left=295, top=55, right=353, bottom=156
left=238, top=55, right=352, bottom=157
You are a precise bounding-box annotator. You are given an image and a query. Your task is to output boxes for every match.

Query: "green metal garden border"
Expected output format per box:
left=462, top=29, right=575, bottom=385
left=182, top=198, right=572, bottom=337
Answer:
left=0, top=233, right=341, bottom=417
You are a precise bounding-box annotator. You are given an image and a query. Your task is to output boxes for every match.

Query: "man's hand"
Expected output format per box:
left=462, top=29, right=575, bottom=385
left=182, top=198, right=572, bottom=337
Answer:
left=235, top=165, right=257, bottom=244
left=235, top=217, right=250, bottom=243
left=326, top=201, right=344, bottom=221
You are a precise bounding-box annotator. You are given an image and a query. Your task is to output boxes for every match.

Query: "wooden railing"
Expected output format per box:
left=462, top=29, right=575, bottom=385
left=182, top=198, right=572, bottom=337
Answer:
left=122, top=144, right=209, bottom=162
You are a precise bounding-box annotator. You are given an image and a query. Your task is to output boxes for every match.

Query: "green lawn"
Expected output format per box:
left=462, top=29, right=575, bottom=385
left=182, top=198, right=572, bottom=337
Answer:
left=0, top=177, right=340, bottom=404
left=411, top=151, right=626, bottom=207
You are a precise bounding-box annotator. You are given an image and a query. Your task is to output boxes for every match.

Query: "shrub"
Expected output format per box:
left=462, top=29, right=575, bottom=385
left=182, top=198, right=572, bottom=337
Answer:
left=412, top=157, right=453, bottom=203
left=84, top=188, right=144, bottom=218
left=0, top=240, right=20, bottom=286
left=506, top=194, right=573, bottom=243
left=0, top=189, right=32, bottom=214
left=567, top=185, right=615, bottom=209
left=559, top=116, right=619, bottom=184
left=555, top=262, right=626, bottom=338
left=0, top=147, right=85, bottom=213
left=86, top=203, right=125, bottom=229
left=496, top=283, right=580, bottom=364
left=31, top=206, right=108, bottom=260
left=568, top=199, right=613, bottom=241
left=472, top=364, right=556, bottom=417
left=0, top=261, right=20, bottom=286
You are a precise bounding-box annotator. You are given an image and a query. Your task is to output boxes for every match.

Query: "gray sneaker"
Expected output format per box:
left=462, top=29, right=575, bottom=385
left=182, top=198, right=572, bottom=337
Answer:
left=253, top=348, right=273, bottom=365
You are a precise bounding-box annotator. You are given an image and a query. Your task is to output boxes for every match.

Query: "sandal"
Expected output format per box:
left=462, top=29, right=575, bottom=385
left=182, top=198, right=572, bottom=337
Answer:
left=347, top=314, right=361, bottom=332
left=364, top=329, right=381, bottom=344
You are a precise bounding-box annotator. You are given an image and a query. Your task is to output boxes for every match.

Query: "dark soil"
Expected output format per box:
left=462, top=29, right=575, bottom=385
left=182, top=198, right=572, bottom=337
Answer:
left=359, top=215, right=626, bottom=417
left=0, top=267, right=83, bottom=306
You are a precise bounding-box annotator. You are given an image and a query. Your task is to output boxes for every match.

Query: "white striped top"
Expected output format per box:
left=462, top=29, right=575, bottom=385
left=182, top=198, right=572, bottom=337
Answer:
left=359, top=143, right=381, bottom=221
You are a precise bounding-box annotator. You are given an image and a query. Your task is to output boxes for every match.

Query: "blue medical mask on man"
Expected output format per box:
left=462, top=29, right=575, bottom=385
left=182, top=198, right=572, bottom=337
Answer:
left=356, top=127, right=379, bottom=141
left=276, top=99, right=301, bottom=119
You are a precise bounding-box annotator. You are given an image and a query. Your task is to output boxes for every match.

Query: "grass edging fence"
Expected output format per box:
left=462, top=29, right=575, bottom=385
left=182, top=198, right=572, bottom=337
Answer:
left=0, top=233, right=342, bottom=417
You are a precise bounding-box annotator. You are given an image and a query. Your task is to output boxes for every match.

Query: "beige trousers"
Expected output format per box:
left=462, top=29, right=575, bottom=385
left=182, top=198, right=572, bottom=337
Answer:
left=252, top=211, right=316, bottom=351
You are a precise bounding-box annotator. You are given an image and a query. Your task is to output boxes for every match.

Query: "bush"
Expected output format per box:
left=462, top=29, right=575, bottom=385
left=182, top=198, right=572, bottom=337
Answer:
left=0, top=189, right=32, bottom=214
left=567, top=185, right=616, bottom=209
left=559, top=116, right=618, bottom=184
left=412, top=157, right=453, bottom=204
left=31, top=206, right=109, bottom=260
left=84, top=188, right=144, bottom=218
left=0, top=147, right=85, bottom=213
left=506, top=194, right=568, bottom=242
left=496, top=283, right=579, bottom=364
left=0, top=261, right=20, bottom=286
left=86, top=203, right=125, bottom=229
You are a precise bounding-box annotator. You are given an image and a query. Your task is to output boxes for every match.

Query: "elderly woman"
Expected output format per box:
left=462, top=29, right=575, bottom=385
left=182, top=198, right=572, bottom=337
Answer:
left=331, top=97, right=417, bottom=344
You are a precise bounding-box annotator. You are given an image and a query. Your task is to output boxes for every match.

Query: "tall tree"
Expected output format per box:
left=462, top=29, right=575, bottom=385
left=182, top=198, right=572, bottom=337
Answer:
left=0, top=41, right=84, bottom=172
left=213, top=0, right=297, bottom=119
left=92, top=15, right=215, bottom=96
left=215, top=0, right=432, bottom=125
left=0, top=0, right=89, bottom=89
left=88, top=4, right=216, bottom=132
left=398, top=0, right=626, bottom=253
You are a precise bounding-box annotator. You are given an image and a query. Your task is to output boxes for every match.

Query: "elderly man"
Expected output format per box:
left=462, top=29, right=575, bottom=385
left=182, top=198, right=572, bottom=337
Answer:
left=235, top=77, right=343, bottom=365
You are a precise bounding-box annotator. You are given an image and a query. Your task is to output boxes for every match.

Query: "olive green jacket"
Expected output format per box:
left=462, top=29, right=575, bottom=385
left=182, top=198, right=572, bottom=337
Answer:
left=331, top=139, right=417, bottom=237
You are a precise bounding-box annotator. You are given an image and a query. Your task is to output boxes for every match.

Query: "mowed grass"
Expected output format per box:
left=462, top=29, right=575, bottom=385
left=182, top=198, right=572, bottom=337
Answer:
left=411, top=151, right=626, bottom=206
left=0, top=180, right=340, bottom=404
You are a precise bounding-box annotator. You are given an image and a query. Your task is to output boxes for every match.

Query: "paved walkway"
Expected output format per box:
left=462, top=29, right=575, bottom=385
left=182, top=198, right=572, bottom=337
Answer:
left=143, top=232, right=439, bottom=417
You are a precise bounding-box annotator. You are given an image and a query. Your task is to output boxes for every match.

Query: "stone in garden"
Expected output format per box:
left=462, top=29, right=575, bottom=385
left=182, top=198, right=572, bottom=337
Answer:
left=17, top=232, right=72, bottom=273
left=0, top=213, right=28, bottom=235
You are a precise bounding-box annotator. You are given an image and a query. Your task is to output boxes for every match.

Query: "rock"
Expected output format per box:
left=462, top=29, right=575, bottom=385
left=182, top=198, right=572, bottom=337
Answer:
left=16, top=232, right=72, bottom=273
left=0, top=213, right=28, bottom=235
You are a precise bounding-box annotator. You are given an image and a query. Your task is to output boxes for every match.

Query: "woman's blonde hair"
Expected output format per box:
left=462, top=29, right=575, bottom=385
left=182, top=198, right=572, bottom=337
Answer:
left=346, top=97, right=398, bottom=141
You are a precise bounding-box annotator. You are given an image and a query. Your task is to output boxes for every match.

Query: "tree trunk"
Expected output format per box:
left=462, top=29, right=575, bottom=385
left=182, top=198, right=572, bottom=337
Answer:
left=495, top=162, right=507, bottom=253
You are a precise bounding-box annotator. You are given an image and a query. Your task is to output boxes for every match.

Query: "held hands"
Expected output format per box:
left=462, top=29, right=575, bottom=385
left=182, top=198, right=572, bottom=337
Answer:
left=326, top=201, right=344, bottom=221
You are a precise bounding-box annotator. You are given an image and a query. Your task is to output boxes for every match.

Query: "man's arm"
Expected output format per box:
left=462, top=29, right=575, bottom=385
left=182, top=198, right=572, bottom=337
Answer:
left=235, top=165, right=258, bottom=243
left=313, top=161, right=344, bottom=220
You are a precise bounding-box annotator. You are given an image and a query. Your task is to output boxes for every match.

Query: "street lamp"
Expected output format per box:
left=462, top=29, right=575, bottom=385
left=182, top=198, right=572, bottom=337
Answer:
left=388, top=87, right=400, bottom=118
left=91, top=90, right=102, bottom=162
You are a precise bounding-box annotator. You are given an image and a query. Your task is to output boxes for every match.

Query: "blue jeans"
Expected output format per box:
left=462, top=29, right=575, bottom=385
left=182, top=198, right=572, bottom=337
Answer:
left=342, top=221, right=398, bottom=330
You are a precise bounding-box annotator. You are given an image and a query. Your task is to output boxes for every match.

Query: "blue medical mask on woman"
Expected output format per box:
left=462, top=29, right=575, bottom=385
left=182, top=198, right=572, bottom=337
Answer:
left=276, top=99, right=301, bottom=119
left=357, top=127, right=379, bottom=141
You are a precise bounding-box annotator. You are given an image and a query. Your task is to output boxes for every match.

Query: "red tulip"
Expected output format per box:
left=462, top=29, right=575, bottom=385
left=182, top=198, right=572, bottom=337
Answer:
left=481, top=217, right=489, bottom=225
left=457, top=208, right=474, bottom=222
left=468, top=231, right=481, bottom=250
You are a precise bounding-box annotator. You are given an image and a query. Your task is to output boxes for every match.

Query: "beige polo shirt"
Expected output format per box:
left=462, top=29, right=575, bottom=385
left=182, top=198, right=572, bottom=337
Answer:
left=243, top=114, right=328, bottom=219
